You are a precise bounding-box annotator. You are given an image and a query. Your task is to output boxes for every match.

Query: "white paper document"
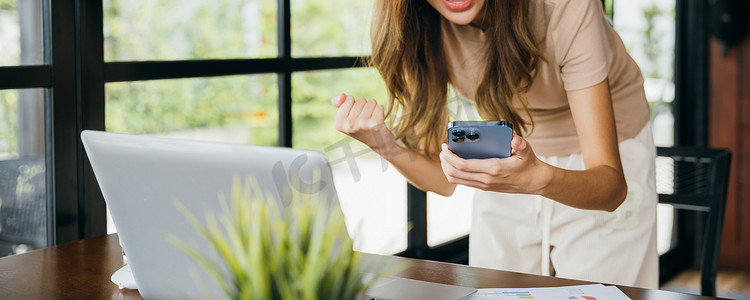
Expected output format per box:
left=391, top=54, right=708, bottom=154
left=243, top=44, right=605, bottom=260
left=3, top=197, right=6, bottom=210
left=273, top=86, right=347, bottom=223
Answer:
left=470, top=284, right=631, bottom=300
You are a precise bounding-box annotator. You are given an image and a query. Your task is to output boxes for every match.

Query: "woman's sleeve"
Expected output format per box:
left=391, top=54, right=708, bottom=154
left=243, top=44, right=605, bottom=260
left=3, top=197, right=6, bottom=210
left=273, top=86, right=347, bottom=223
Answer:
left=550, top=0, right=614, bottom=91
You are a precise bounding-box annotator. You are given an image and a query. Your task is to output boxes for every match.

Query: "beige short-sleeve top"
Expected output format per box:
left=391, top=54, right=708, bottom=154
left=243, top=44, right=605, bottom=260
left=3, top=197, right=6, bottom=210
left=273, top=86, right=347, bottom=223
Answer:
left=442, top=0, right=651, bottom=156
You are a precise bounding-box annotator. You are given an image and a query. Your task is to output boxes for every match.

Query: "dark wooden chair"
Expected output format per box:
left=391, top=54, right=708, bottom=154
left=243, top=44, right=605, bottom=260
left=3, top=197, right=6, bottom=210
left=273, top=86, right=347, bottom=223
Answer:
left=656, top=146, right=731, bottom=297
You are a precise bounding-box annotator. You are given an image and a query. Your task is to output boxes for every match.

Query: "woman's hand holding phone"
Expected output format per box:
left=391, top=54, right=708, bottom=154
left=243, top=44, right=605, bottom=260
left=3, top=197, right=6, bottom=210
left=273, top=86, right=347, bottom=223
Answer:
left=439, top=135, right=553, bottom=195
left=331, top=93, right=397, bottom=157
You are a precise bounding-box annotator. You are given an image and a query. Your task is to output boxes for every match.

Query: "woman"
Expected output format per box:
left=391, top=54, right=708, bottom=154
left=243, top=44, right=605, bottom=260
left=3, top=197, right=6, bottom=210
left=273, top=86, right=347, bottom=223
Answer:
left=332, top=0, right=657, bottom=288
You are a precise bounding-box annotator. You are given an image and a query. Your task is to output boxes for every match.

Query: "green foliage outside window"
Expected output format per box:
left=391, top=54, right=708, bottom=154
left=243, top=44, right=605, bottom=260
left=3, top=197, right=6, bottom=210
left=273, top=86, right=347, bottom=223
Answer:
left=0, top=91, right=19, bottom=157
left=0, top=2, right=19, bottom=66
left=103, top=0, right=380, bottom=152
left=105, top=76, right=280, bottom=146
left=103, top=0, right=278, bottom=61
left=639, top=3, right=675, bottom=119
left=0, top=0, right=13, bottom=10
left=291, top=0, right=372, bottom=57
left=603, top=0, right=614, bottom=22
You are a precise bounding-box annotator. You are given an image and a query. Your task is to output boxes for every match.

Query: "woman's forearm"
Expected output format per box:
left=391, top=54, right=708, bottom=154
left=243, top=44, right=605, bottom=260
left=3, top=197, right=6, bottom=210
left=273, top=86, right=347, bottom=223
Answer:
left=378, top=144, right=457, bottom=196
left=539, top=163, right=627, bottom=211
left=330, top=93, right=455, bottom=195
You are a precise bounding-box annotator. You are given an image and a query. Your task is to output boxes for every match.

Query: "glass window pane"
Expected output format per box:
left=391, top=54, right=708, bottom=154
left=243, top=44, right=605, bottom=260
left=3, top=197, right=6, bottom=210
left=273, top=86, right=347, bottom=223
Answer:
left=291, top=0, right=371, bottom=57
left=105, top=75, right=278, bottom=233
left=0, top=88, right=48, bottom=257
left=0, top=1, right=44, bottom=66
left=105, top=75, right=278, bottom=145
left=613, top=0, right=675, bottom=147
left=427, top=188, right=472, bottom=247
left=291, top=68, right=406, bottom=255
left=103, top=0, right=277, bottom=62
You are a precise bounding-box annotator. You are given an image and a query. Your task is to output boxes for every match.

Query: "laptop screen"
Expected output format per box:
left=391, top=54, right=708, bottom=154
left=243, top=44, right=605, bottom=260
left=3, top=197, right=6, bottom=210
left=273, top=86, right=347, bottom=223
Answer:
left=82, top=130, right=340, bottom=299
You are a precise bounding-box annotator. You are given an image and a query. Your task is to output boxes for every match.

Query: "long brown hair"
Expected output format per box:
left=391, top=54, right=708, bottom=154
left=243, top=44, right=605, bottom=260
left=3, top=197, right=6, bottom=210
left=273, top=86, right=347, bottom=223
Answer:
left=370, top=0, right=542, bottom=157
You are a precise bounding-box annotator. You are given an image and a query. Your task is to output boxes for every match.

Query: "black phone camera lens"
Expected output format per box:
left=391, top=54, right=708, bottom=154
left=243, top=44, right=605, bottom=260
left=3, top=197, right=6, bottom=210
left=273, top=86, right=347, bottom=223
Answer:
left=499, top=121, right=513, bottom=129
left=452, top=136, right=465, bottom=143
left=451, top=129, right=465, bottom=137
left=467, top=130, right=479, bottom=140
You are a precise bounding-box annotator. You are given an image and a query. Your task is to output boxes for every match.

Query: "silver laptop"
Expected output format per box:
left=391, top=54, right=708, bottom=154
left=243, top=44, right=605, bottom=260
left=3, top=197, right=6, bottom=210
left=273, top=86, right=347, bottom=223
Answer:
left=81, top=130, right=476, bottom=300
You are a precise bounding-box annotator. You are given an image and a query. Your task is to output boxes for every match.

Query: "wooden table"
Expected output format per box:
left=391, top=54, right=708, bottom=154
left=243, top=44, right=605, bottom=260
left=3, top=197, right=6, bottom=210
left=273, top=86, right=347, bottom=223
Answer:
left=0, top=234, right=727, bottom=299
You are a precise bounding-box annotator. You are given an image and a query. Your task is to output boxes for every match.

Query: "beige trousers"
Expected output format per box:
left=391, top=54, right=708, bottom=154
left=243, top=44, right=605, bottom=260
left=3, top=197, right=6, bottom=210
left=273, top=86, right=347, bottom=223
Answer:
left=469, top=123, right=659, bottom=289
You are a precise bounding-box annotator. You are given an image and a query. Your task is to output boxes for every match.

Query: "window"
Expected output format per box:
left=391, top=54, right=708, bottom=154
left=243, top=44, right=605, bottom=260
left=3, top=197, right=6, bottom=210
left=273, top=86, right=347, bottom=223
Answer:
left=0, top=88, right=47, bottom=256
left=427, top=188, right=473, bottom=247
left=103, top=0, right=277, bottom=61
left=0, top=0, right=49, bottom=257
left=612, top=0, right=676, bottom=147
left=105, top=76, right=278, bottom=146
left=291, top=0, right=371, bottom=57
left=0, top=1, right=43, bottom=66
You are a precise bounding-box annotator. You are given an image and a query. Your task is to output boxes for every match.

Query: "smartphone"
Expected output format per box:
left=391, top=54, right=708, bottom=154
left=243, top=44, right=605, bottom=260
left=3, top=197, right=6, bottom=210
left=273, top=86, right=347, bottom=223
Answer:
left=447, top=121, right=513, bottom=159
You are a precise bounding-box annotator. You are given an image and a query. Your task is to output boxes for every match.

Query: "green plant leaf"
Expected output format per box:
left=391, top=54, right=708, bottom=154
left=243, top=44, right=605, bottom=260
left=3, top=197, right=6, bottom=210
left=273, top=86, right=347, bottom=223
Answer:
left=170, top=174, right=399, bottom=300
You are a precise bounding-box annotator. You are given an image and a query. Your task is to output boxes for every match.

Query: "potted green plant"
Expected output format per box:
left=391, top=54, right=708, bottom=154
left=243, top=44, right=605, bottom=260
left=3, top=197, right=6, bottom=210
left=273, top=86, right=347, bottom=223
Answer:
left=168, top=176, right=390, bottom=300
